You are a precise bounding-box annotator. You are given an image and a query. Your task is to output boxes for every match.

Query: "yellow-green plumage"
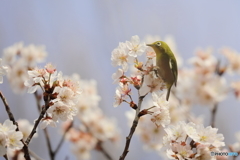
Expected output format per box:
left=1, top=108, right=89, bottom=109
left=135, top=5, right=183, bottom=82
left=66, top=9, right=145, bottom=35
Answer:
left=147, top=41, right=178, bottom=101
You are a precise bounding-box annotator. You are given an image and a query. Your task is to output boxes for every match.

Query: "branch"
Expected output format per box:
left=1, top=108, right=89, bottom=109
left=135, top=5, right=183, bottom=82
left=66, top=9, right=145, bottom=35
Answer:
left=34, top=91, right=54, bottom=160
left=34, top=91, right=42, bottom=112
left=29, top=149, right=45, bottom=160
left=96, top=141, right=113, bottom=160
left=25, top=92, right=50, bottom=145
left=3, top=154, right=8, bottom=160
left=211, top=103, right=218, bottom=128
left=43, top=128, right=54, bottom=160
left=119, top=92, right=145, bottom=160
left=0, top=91, right=31, bottom=160
left=54, top=121, right=73, bottom=155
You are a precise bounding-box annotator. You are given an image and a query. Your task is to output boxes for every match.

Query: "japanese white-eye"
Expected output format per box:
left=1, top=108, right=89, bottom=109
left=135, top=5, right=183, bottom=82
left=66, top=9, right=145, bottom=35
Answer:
left=147, top=41, right=178, bottom=101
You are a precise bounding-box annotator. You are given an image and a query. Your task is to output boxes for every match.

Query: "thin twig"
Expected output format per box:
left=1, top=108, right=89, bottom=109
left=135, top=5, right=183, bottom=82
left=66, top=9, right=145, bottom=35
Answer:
left=34, top=91, right=54, bottom=160
left=119, top=92, right=145, bottom=160
left=54, top=121, right=73, bottom=155
left=0, top=91, right=31, bottom=160
left=96, top=141, right=113, bottom=160
left=25, top=93, right=50, bottom=145
left=211, top=103, right=218, bottom=128
left=43, top=128, right=54, bottom=160
left=29, top=149, right=45, bottom=160
left=34, top=91, right=42, bottom=112
left=3, top=154, right=8, bottom=160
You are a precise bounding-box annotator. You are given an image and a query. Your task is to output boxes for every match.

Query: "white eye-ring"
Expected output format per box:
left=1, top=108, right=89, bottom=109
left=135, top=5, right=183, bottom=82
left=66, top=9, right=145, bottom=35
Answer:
left=157, top=42, right=161, bottom=46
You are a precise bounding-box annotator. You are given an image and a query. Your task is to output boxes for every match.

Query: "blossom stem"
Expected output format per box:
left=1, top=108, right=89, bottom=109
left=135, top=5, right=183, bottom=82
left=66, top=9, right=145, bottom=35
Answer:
left=34, top=91, right=42, bottom=112
left=43, top=128, right=54, bottom=160
left=211, top=103, right=218, bottom=128
left=25, top=92, right=50, bottom=145
left=34, top=91, right=71, bottom=160
left=3, top=154, right=8, bottom=160
left=119, top=92, right=146, bottom=160
left=0, top=91, right=31, bottom=160
left=53, top=121, right=73, bottom=155
left=97, top=141, right=113, bottom=160
left=34, top=91, right=54, bottom=160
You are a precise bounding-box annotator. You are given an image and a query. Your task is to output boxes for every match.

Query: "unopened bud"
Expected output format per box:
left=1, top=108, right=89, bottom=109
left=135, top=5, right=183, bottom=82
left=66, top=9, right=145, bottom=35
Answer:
left=130, top=101, right=137, bottom=110
left=138, top=109, right=148, bottom=117
left=50, top=92, right=58, bottom=100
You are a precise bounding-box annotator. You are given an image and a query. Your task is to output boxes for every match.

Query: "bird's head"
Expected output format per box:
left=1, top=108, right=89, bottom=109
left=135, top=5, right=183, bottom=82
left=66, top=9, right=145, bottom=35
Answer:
left=146, top=41, right=169, bottom=52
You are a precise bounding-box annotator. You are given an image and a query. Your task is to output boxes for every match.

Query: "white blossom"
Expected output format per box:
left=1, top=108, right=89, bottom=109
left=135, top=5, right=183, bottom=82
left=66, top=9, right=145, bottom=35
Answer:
left=0, top=59, right=8, bottom=84
left=151, top=109, right=170, bottom=127
left=21, top=44, right=47, bottom=67
left=48, top=102, right=73, bottom=121
left=111, top=48, right=130, bottom=71
left=40, top=117, right=57, bottom=129
left=7, top=131, right=23, bottom=150
left=112, top=68, right=124, bottom=84
left=126, top=35, right=147, bottom=57
left=0, top=119, right=17, bottom=134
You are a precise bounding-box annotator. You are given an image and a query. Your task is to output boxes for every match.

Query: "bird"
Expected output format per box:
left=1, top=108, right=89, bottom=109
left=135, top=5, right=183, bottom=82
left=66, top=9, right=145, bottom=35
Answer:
left=146, top=41, right=178, bottom=101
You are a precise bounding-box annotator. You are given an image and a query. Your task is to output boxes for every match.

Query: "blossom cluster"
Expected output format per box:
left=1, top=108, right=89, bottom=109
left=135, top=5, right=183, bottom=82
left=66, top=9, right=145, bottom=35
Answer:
left=24, top=64, right=81, bottom=128
left=112, top=35, right=188, bottom=152
left=111, top=35, right=165, bottom=107
left=126, top=93, right=190, bottom=151
left=64, top=76, right=119, bottom=160
left=7, top=119, right=38, bottom=159
left=0, top=119, right=23, bottom=157
left=2, top=42, right=47, bottom=93
left=221, top=48, right=240, bottom=99
left=175, top=48, right=228, bottom=107
left=163, top=121, right=225, bottom=160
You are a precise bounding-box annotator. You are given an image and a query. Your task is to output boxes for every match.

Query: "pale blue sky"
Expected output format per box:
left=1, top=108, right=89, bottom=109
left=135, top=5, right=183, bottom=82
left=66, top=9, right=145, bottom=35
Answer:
left=0, top=1, right=240, bottom=160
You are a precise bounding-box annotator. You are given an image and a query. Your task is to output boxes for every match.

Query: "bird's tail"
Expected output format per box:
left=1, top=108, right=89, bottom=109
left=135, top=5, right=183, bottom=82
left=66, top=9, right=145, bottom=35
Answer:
left=166, top=84, right=172, bottom=101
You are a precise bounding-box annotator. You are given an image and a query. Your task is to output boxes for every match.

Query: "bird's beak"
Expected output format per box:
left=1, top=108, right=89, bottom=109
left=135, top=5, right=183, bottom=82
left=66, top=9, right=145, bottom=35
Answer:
left=146, top=44, right=153, bottom=46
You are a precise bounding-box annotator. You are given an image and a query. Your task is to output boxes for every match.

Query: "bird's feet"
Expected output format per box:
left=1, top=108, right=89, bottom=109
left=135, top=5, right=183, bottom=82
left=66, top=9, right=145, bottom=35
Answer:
left=153, top=66, right=160, bottom=78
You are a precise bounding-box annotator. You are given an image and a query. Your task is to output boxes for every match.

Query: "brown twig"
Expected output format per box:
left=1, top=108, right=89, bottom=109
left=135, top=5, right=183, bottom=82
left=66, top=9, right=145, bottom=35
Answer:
left=44, top=128, right=54, bottom=160
left=34, top=91, right=42, bottom=112
left=211, top=103, right=218, bottom=128
left=0, top=91, right=31, bottom=160
left=3, top=154, right=8, bottom=160
left=96, top=141, right=113, bottom=160
left=54, top=121, right=73, bottom=155
left=25, top=93, right=50, bottom=145
left=34, top=91, right=55, bottom=160
left=34, top=91, right=54, bottom=160
left=119, top=92, right=145, bottom=160
left=34, top=91, right=72, bottom=160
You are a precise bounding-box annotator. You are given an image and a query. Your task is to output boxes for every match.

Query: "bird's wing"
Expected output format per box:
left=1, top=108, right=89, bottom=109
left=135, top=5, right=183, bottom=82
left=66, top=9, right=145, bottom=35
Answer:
left=169, top=58, right=178, bottom=87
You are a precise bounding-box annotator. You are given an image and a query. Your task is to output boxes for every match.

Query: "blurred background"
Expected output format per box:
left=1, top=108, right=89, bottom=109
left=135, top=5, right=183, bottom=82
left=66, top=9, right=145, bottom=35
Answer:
left=0, top=1, right=240, bottom=160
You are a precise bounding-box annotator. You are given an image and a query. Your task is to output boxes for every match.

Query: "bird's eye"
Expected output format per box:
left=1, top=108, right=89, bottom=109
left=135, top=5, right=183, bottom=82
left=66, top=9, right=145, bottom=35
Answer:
left=157, top=42, right=161, bottom=46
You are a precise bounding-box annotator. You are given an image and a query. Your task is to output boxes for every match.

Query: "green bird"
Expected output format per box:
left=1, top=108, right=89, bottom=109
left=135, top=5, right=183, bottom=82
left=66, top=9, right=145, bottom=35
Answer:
left=147, top=41, right=178, bottom=101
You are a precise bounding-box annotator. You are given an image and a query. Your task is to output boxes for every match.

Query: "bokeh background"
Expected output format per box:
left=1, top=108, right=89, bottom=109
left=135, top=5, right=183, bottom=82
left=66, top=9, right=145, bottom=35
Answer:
left=0, top=1, right=240, bottom=160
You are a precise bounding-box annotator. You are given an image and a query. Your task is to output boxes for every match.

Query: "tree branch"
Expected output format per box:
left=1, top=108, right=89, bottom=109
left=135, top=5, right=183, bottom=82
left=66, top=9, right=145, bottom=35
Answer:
left=25, top=92, right=50, bottom=145
left=211, top=103, right=218, bottom=128
left=34, top=91, right=54, bottom=160
left=96, top=141, right=113, bottom=160
left=53, top=121, right=73, bottom=155
left=0, top=91, right=31, bottom=160
left=119, top=93, right=145, bottom=160
left=44, top=128, right=54, bottom=160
